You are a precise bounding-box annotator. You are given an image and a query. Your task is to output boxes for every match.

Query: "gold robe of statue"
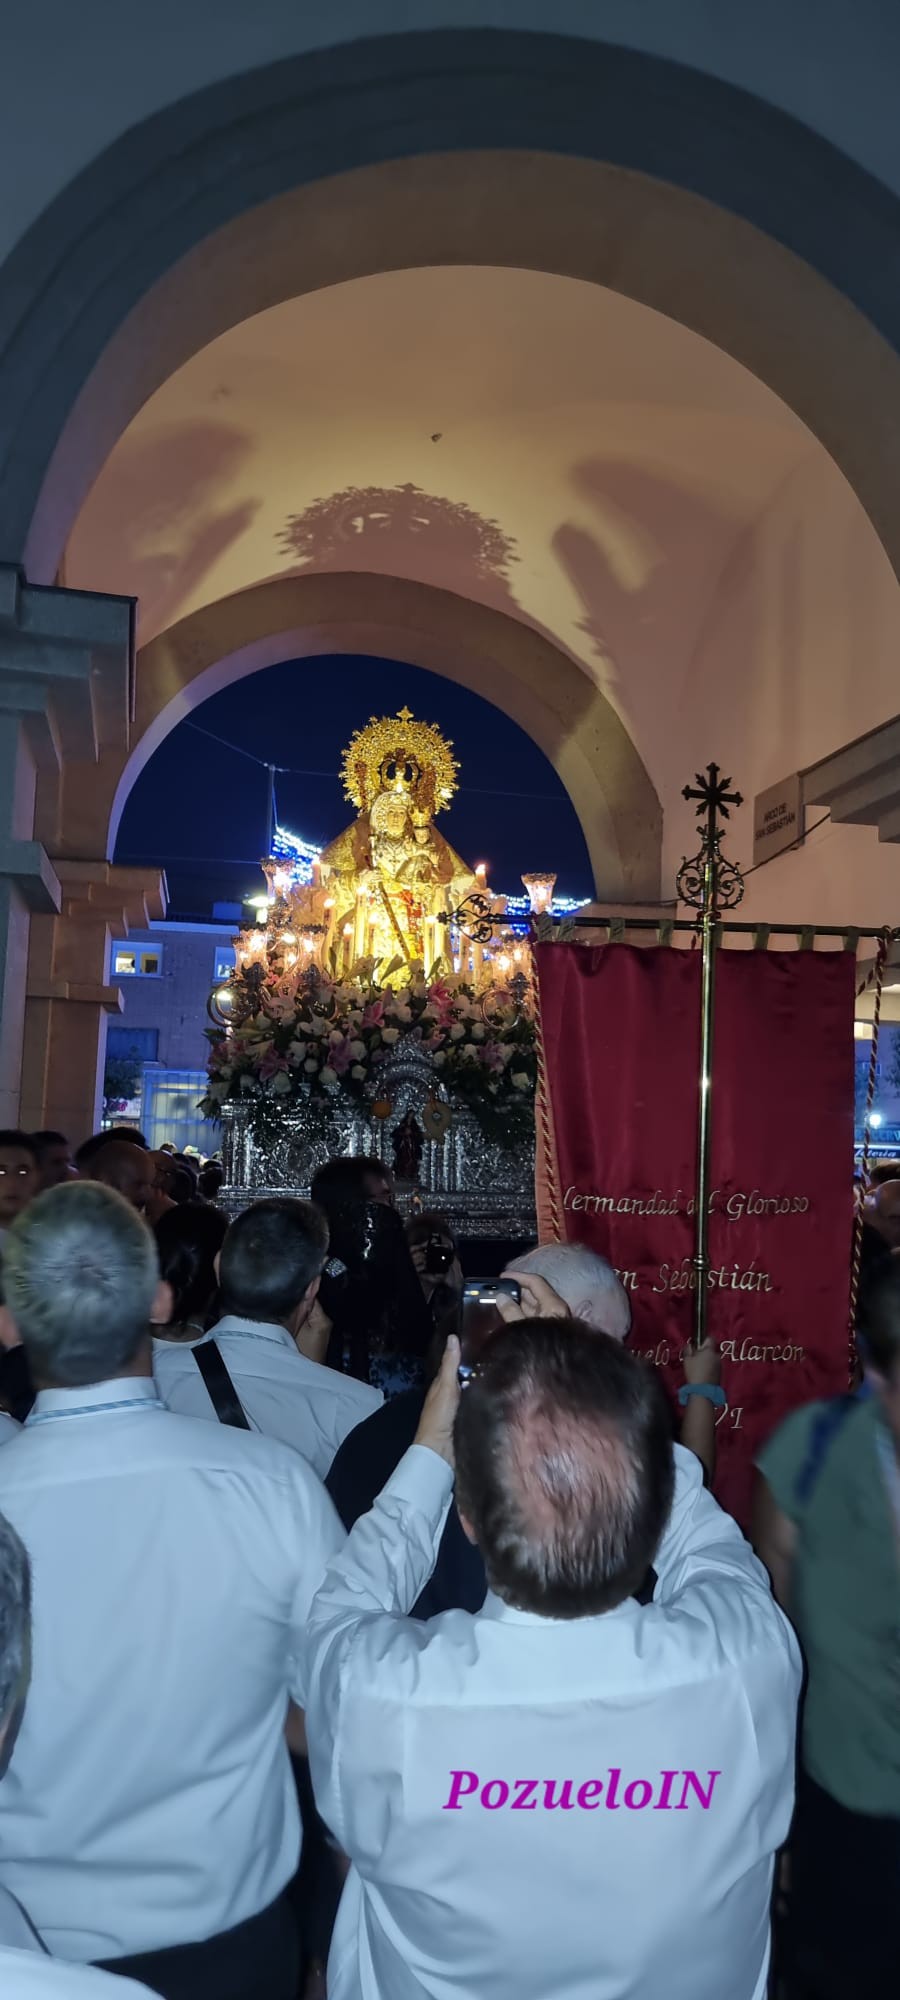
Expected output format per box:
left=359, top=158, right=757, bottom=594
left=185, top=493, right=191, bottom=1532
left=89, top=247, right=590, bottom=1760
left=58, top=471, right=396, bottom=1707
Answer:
left=320, top=788, right=477, bottom=974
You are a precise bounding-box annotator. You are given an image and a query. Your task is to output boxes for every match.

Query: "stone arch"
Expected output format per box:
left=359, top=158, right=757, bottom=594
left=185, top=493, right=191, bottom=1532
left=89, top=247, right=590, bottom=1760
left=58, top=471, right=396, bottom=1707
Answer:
left=1, top=30, right=900, bottom=584
left=93, top=574, right=661, bottom=901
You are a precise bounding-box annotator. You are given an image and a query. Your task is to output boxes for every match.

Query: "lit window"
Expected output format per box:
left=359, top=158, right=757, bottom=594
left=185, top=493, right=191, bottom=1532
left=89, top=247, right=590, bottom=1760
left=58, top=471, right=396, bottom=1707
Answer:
left=112, top=944, right=163, bottom=978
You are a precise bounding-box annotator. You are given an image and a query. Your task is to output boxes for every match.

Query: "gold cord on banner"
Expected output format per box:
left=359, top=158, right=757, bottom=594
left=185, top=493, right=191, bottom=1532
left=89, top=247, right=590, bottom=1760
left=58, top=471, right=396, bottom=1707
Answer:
left=849, top=933, right=890, bottom=1381
left=531, top=949, right=564, bottom=1244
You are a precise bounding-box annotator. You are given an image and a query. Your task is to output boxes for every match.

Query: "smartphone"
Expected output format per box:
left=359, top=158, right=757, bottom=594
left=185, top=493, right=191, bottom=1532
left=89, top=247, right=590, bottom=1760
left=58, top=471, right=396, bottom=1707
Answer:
left=461, top=1279, right=522, bottom=1308
left=425, top=1234, right=454, bottom=1276
left=457, top=1280, right=522, bottom=1387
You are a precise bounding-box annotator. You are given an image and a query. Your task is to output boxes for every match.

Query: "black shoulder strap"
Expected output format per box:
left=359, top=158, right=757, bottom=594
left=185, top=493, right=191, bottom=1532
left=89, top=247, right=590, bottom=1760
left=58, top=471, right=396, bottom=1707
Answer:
left=192, top=1341, right=251, bottom=1430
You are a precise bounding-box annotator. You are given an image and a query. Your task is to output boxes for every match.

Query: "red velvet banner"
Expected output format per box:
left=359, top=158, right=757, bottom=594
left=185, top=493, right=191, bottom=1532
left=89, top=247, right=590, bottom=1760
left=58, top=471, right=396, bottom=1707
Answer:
left=534, top=943, right=856, bottom=1523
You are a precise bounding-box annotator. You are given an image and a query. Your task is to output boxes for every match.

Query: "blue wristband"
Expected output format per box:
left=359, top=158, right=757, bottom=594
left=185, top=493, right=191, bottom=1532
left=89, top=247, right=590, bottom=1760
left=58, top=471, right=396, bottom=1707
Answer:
left=678, top=1383, right=727, bottom=1409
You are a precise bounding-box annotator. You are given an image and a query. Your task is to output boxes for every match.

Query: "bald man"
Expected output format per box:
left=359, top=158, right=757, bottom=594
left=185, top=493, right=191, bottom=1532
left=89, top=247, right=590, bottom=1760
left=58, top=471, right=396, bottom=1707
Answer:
left=84, top=1144, right=154, bottom=1214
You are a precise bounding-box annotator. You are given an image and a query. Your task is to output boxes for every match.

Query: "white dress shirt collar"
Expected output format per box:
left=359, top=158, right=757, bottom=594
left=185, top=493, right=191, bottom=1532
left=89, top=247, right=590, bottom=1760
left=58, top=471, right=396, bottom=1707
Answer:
left=210, top=1314, right=297, bottom=1352
left=477, top=1586, right=637, bottom=1629
left=26, top=1379, right=162, bottom=1425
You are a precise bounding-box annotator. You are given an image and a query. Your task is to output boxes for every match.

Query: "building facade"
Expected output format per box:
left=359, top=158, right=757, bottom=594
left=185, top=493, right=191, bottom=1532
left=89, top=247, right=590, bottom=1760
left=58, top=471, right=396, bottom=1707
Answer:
left=107, top=920, right=236, bottom=1152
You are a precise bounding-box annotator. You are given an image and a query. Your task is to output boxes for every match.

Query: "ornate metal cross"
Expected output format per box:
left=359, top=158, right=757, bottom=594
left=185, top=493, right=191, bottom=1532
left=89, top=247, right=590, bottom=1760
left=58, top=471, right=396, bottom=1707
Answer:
left=677, top=763, right=745, bottom=919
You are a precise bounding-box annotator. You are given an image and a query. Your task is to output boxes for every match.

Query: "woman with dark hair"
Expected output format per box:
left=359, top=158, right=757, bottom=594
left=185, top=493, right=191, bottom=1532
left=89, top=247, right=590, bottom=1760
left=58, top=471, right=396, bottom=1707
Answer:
left=310, top=1156, right=431, bottom=1395
left=153, top=1202, right=228, bottom=1341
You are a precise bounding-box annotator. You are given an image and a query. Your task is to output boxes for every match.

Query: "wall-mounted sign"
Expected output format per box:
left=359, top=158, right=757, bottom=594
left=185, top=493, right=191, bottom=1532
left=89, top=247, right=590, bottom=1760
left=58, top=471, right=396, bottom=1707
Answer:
left=752, top=774, right=802, bottom=868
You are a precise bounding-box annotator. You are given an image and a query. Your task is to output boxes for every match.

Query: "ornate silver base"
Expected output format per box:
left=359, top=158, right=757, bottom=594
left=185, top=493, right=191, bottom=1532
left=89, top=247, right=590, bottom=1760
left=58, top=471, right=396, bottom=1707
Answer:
left=221, top=1044, right=536, bottom=1242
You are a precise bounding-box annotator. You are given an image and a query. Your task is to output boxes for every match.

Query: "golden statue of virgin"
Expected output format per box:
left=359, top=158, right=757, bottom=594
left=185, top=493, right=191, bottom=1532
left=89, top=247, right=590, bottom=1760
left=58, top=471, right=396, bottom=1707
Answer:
left=319, top=707, right=478, bottom=979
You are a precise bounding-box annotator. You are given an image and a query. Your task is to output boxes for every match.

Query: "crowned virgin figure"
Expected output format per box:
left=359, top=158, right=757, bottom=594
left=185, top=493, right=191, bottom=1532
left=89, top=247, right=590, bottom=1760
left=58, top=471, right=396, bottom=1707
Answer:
left=319, top=708, right=478, bottom=979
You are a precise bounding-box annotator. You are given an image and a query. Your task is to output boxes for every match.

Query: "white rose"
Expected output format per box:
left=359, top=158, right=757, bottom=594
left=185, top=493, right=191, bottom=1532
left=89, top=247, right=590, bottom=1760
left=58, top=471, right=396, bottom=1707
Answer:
left=329, top=1027, right=345, bottom=1045
left=311, top=1017, right=330, bottom=1037
left=271, top=1070, right=293, bottom=1094
left=382, top=1026, right=400, bottom=1045
left=449, top=1022, right=465, bottom=1041
left=470, top=1023, right=486, bottom=1041
left=511, top=1071, right=530, bottom=1090
left=432, top=1050, right=446, bottom=1067
left=349, top=1040, right=366, bottom=1059
left=304, top=1058, right=319, bottom=1074
left=460, top=1044, right=478, bottom=1061
left=392, top=1003, right=413, bottom=1023
left=351, top=1064, right=367, bottom=1080
left=289, top=1040, right=307, bottom=1060
left=320, top=1065, right=338, bottom=1085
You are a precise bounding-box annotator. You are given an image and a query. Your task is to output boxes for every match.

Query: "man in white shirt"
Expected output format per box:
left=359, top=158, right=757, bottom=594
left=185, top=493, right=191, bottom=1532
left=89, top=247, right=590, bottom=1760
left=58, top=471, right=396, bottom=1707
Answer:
left=154, top=1197, right=381, bottom=1475
left=303, top=1319, right=801, bottom=2000
left=0, top=1181, right=345, bottom=2000
left=0, top=1508, right=154, bottom=1998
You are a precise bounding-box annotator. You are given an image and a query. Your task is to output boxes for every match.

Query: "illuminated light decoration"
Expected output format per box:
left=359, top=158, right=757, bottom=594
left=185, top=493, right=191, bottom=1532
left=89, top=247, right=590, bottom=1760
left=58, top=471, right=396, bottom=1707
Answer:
left=503, top=894, right=589, bottom=916
left=521, top=872, right=556, bottom=915
left=269, top=823, right=323, bottom=889
left=870, top=1111, right=884, bottom=1129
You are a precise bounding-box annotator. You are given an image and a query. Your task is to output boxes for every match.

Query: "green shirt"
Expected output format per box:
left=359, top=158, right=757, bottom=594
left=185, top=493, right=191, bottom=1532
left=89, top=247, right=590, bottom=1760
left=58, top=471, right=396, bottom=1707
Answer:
left=756, top=1397, right=900, bottom=1817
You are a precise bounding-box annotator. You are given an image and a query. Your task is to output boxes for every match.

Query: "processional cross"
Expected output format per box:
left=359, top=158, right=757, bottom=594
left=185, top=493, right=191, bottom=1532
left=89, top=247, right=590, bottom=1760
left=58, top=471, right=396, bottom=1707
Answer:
left=676, top=765, right=745, bottom=1346
left=677, top=764, right=744, bottom=921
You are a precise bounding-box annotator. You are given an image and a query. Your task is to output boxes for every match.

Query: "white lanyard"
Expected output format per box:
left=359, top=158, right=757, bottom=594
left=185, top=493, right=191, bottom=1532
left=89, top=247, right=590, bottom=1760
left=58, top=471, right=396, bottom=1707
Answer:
left=26, top=1396, right=164, bottom=1426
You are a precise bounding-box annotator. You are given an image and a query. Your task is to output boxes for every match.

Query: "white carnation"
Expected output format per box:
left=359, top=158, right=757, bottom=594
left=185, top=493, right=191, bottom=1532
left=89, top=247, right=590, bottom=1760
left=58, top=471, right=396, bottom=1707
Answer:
left=303, top=1058, right=319, bottom=1074
left=449, top=1022, right=465, bottom=1041
left=432, top=1050, right=446, bottom=1067
left=349, top=1040, right=366, bottom=1059
left=320, top=1065, right=338, bottom=1085
left=470, top=1023, right=486, bottom=1041
left=271, top=1070, right=293, bottom=1094
left=351, top=1064, right=367, bottom=1080
left=511, top=1071, right=530, bottom=1090
left=382, top=1026, right=400, bottom=1045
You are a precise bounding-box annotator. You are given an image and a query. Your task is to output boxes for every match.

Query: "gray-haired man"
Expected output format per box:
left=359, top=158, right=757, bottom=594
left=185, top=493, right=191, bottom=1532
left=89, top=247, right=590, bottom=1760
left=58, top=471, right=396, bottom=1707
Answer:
left=507, top=1242, right=722, bottom=1481
left=0, top=1182, right=344, bottom=2000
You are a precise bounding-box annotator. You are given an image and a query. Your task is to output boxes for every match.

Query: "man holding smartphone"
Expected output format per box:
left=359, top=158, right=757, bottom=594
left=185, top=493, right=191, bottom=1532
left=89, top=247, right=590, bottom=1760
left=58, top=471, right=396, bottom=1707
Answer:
left=305, top=1320, right=799, bottom=2000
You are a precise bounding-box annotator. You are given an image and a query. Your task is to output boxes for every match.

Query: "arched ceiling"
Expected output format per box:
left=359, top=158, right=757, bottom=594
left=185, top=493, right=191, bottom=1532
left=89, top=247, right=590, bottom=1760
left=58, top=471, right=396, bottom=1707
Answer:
left=66, top=262, right=826, bottom=794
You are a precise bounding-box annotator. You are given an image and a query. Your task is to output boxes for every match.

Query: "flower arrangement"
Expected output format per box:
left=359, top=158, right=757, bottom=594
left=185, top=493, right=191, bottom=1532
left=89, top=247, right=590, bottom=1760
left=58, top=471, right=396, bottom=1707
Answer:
left=200, top=967, right=536, bottom=1149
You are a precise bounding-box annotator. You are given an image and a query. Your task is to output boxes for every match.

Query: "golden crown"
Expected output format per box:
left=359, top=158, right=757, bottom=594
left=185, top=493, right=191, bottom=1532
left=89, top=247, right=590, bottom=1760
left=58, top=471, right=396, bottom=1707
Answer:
left=340, top=706, right=459, bottom=816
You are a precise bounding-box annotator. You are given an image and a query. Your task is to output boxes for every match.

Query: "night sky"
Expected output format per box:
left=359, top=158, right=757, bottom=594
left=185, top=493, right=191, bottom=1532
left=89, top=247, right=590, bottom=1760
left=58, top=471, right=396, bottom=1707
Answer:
left=116, top=654, right=594, bottom=919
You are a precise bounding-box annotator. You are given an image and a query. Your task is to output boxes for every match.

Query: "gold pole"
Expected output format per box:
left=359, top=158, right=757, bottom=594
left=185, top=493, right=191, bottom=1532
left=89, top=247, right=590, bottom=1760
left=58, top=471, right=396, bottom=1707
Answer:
left=692, top=899, right=717, bottom=1346
left=678, top=766, right=744, bottom=1348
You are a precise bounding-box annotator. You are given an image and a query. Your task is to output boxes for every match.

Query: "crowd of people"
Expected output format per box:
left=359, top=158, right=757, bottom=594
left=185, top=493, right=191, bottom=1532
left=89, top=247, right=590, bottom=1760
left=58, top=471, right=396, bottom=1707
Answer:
left=0, top=1121, right=896, bottom=1999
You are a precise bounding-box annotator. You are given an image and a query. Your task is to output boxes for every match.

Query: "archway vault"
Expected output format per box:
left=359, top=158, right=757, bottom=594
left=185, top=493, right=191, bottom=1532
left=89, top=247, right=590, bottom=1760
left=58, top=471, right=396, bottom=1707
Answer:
left=2, top=29, right=900, bottom=589
left=99, top=573, right=662, bottom=902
